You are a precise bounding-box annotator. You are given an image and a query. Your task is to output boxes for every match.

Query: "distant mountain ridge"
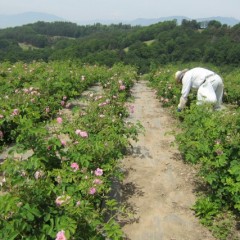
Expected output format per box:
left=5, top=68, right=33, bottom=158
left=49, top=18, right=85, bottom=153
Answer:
left=0, top=12, right=239, bottom=29
left=89, top=16, right=240, bottom=27
left=127, top=16, right=240, bottom=26
left=0, top=12, right=65, bottom=29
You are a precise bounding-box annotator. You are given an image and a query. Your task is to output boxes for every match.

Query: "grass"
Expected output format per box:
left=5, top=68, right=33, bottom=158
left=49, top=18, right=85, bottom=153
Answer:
left=18, top=43, right=39, bottom=51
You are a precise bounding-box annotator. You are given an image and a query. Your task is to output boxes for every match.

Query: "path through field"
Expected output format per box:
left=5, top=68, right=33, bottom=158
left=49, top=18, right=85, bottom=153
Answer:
left=120, top=81, right=215, bottom=240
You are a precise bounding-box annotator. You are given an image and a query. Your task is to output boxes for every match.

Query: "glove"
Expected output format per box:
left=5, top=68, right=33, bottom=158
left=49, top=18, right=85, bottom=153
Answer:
left=178, top=96, right=187, bottom=109
left=177, top=108, right=182, bottom=112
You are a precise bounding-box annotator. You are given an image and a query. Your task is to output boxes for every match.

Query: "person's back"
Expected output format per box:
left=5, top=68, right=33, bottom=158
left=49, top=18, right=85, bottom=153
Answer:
left=183, top=67, right=215, bottom=89
left=175, top=67, right=224, bottom=111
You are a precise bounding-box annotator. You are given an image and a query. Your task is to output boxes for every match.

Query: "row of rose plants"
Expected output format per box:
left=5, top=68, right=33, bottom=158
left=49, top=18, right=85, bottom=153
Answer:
left=0, top=60, right=114, bottom=149
left=147, top=63, right=240, bottom=108
left=0, top=62, right=142, bottom=239
left=147, top=64, right=240, bottom=239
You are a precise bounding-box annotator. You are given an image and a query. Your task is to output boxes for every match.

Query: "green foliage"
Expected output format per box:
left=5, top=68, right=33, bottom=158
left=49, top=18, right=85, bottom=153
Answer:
left=223, top=68, right=240, bottom=106
left=149, top=64, right=240, bottom=239
left=1, top=19, right=240, bottom=73
left=193, top=197, right=220, bottom=226
left=0, top=61, right=142, bottom=239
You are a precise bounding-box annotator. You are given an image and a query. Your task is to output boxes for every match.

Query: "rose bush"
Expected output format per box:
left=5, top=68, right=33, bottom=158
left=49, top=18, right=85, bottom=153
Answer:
left=0, top=62, right=143, bottom=239
left=148, top=64, right=240, bottom=239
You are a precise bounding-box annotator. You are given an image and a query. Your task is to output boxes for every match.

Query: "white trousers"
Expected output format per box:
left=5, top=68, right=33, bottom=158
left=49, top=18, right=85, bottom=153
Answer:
left=197, top=74, right=224, bottom=109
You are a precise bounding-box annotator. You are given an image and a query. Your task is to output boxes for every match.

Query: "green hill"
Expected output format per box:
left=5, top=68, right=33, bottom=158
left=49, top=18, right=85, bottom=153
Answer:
left=0, top=19, right=240, bottom=72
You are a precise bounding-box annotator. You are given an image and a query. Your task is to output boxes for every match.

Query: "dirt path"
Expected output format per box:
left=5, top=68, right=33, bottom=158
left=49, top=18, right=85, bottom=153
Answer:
left=120, top=81, right=215, bottom=240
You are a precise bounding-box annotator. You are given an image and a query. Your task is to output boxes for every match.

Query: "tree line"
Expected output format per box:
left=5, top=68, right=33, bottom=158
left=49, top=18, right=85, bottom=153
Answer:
left=0, top=20, right=240, bottom=72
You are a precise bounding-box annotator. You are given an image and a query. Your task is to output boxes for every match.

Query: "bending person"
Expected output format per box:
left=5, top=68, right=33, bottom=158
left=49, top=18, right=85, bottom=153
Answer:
left=175, top=67, right=224, bottom=111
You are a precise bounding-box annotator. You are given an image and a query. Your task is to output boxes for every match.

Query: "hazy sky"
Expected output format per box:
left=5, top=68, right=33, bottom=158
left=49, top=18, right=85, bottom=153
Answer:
left=1, top=0, right=240, bottom=22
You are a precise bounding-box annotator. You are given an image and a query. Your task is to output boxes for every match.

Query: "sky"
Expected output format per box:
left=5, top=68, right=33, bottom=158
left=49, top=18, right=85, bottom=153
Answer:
left=1, top=0, right=240, bottom=22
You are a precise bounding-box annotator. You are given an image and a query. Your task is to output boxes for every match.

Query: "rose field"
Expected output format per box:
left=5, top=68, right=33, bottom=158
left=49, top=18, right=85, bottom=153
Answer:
left=0, top=61, right=142, bottom=239
left=148, top=64, right=240, bottom=239
left=1, top=61, right=240, bottom=239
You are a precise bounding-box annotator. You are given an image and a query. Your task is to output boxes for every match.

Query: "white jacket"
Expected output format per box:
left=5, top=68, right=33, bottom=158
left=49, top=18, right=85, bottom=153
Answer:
left=178, top=67, right=224, bottom=110
left=181, top=67, right=215, bottom=99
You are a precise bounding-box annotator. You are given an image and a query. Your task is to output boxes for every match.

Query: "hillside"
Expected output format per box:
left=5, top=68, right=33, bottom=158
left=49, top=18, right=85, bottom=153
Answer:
left=0, top=19, right=240, bottom=73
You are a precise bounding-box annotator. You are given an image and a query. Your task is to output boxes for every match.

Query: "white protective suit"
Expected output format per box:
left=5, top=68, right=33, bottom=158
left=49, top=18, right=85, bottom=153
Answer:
left=178, top=67, right=224, bottom=110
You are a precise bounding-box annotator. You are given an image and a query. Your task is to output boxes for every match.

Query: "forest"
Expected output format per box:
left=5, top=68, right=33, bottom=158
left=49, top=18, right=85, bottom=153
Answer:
left=0, top=19, right=240, bottom=72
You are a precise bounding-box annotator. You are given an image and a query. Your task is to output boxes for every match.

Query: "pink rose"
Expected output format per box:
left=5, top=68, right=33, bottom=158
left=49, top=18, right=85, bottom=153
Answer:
left=57, top=117, right=63, bottom=124
left=94, top=168, right=103, bottom=176
left=61, top=140, right=67, bottom=146
left=55, top=230, right=67, bottom=240
left=75, top=129, right=88, bottom=138
left=12, top=109, right=19, bottom=116
left=71, top=162, right=79, bottom=171
left=93, top=179, right=102, bottom=185
left=89, top=187, right=96, bottom=195
left=80, top=131, right=88, bottom=138
left=119, top=85, right=126, bottom=90
left=75, top=129, right=81, bottom=135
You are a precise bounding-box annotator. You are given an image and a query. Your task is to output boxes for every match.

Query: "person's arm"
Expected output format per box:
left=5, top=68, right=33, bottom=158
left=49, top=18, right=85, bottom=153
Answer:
left=177, top=96, right=187, bottom=110
left=177, top=75, right=192, bottom=111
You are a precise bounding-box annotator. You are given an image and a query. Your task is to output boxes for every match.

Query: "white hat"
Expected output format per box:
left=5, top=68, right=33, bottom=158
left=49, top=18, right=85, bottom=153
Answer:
left=175, top=69, right=188, bottom=82
left=175, top=71, right=182, bottom=81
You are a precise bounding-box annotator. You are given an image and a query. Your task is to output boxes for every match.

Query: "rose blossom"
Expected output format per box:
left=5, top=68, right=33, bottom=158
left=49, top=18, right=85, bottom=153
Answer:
left=12, top=109, right=19, bottom=116
left=89, top=187, right=96, bottom=195
left=57, top=117, right=63, bottom=124
left=94, top=168, right=103, bottom=176
left=55, top=195, right=70, bottom=206
left=45, top=107, right=50, bottom=113
left=93, top=179, right=102, bottom=185
left=34, top=170, right=44, bottom=180
left=75, top=129, right=81, bottom=135
left=119, top=85, right=126, bottom=90
left=75, top=129, right=88, bottom=138
left=71, top=162, right=79, bottom=171
left=55, top=230, right=67, bottom=240
left=80, top=131, right=88, bottom=138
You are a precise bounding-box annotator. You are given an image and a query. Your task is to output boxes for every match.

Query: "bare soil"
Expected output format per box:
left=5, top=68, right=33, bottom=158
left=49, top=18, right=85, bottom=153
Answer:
left=120, top=81, right=215, bottom=240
